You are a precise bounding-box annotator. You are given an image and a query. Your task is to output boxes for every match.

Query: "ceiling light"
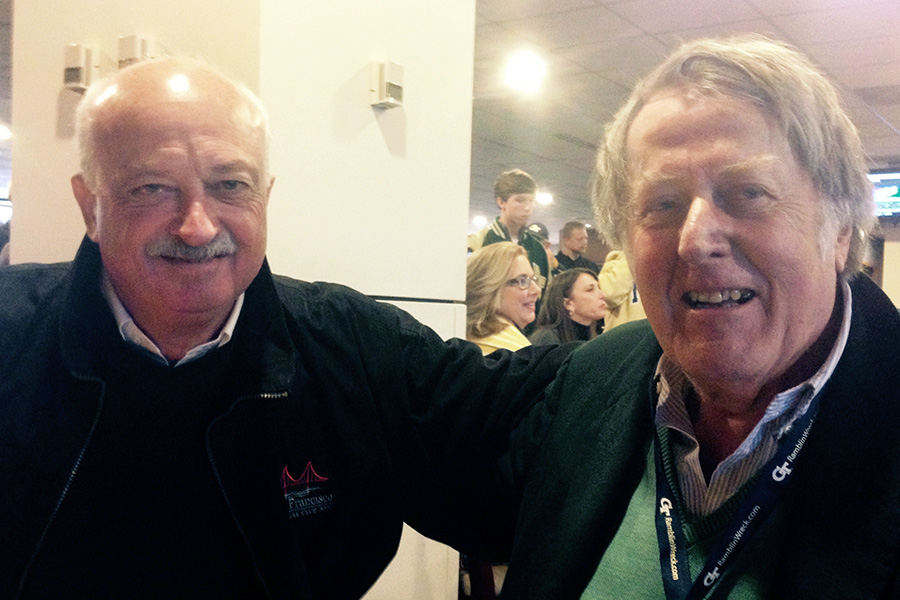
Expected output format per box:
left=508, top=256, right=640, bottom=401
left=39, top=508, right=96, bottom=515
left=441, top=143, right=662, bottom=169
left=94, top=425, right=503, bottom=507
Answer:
left=536, top=192, right=553, bottom=205
left=504, top=52, right=545, bottom=93
left=472, top=215, right=488, bottom=229
left=0, top=124, right=11, bottom=141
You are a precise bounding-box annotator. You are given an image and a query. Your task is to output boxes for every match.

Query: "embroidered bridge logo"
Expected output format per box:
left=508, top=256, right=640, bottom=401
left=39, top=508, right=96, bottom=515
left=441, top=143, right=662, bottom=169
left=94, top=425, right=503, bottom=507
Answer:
left=282, top=462, right=334, bottom=518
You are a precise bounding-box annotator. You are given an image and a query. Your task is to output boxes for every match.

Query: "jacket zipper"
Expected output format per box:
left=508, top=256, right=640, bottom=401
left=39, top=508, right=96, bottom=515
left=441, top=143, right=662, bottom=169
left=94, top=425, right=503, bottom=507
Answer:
left=206, top=390, right=290, bottom=600
left=16, top=375, right=105, bottom=600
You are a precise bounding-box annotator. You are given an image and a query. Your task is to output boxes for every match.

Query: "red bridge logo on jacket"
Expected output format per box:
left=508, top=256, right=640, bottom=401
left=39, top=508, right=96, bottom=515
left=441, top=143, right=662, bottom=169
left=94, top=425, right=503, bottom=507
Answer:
left=282, top=462, right=334, bottom=519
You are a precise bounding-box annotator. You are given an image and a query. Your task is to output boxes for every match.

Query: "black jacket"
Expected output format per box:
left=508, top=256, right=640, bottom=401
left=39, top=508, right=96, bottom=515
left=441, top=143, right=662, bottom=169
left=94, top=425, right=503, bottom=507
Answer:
left=0, top=238, right=569, bottom=599
left=502, top=275, right=900, bottom=598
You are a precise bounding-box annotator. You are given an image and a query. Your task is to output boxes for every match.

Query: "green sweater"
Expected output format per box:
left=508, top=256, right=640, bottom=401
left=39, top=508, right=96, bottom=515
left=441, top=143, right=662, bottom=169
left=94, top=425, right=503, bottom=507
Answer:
left=581, top=431, right=784, bottom=599
left=500, top=275, right=900, bottom=598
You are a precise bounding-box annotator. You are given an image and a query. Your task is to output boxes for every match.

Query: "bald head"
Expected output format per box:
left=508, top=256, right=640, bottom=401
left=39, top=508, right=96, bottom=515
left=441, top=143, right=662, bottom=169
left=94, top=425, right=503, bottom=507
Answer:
left=75, top=57, right=269, bottom=191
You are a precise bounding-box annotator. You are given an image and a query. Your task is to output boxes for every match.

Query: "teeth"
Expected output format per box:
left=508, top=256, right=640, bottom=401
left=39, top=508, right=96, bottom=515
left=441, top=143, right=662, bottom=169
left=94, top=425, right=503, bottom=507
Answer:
left=687, top=289, right=752, bottom=305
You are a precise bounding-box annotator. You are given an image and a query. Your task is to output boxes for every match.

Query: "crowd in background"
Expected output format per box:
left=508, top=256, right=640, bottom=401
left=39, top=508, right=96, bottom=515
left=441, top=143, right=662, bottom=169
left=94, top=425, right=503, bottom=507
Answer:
left=465, top=168, right=646, bottom=358
left=461, top=170, right=646, bottom=599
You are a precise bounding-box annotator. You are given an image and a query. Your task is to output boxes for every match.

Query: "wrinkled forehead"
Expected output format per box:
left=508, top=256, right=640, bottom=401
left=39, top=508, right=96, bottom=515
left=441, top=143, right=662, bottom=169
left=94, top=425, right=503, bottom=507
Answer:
left=92, top=95, right=266, bottom=184
left=101, top=87, right=261, bottom=139
left=90, top=107, right=266, bottom=192
left=100, top=96, right=262, bottom=146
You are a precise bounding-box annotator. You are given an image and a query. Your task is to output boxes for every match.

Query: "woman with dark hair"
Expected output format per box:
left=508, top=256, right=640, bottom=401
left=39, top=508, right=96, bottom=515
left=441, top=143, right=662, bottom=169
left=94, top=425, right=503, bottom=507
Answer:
left=529, top=268, right=607, bottom=345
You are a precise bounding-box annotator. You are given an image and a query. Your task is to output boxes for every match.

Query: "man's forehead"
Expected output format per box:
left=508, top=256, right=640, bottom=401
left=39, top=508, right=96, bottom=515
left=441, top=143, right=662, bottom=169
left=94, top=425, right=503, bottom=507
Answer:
left=95, top=89, right=263, bottom=147
left=627, top=88, right=779, bottom=148
left=90, top=109, right=266, bottom=186
left=629, top=155, right=784, bottom=183
left=624, top=98, right=790, bottom=183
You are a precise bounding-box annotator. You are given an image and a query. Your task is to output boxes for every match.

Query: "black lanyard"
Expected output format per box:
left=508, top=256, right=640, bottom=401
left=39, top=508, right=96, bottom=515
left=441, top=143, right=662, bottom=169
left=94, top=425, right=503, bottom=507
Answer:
left=652, top=385, right=821, bottom=600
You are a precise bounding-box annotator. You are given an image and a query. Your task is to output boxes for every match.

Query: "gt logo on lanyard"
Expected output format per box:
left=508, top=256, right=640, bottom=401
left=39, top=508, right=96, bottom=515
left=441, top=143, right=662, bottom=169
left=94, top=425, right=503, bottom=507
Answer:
left=652, top=385, right=821, bottom=600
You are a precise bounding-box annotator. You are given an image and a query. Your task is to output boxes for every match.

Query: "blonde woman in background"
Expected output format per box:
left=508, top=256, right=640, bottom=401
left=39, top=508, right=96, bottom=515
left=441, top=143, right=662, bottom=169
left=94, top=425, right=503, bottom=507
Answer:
left=466, top=242, right=540, bottom=355
left=461, top=241, right=539, bottom=598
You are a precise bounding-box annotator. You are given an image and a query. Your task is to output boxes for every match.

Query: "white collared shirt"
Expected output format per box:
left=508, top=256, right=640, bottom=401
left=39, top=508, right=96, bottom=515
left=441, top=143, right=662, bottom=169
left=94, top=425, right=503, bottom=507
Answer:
left=654, top=279, right=852, bottom=517
left=101, top=272, right=244, bottom=367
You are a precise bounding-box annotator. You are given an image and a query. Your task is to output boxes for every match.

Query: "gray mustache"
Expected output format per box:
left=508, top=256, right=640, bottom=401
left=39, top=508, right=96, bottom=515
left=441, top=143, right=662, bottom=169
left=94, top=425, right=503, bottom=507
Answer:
left=146, top=233, right=238, bottom=262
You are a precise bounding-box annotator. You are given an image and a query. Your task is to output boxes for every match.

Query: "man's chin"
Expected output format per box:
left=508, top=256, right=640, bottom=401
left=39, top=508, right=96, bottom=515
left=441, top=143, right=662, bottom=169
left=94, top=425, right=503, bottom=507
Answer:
left=148, top=283, right=237, bottom=316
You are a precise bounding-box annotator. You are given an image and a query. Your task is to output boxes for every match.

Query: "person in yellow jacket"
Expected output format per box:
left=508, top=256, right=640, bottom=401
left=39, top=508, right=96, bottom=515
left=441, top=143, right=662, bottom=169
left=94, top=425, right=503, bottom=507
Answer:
left=596, top=250, right=646, bottom=330
left=466, top=242, right=540, bottom=355
left=462, top=241, right=541, bottom=597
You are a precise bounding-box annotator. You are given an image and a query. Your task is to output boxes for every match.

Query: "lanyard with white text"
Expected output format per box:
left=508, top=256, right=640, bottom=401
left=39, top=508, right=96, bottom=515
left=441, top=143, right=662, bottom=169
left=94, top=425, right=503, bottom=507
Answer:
left=652, top=386, right=822, bottom=600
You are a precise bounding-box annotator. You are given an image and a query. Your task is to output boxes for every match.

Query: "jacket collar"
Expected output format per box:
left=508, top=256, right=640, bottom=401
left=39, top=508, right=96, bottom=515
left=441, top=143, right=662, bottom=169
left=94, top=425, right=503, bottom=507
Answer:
left=59, top=237, right=296, bottom=393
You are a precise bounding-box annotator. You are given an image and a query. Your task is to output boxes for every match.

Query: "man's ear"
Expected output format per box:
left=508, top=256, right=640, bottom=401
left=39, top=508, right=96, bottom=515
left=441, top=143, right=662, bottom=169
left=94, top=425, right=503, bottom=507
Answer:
left=71, top=174, right=100, bottom=241
left=265, top=175, right=276, bottom=203
left=495, top=196, right=506, bottom=210
left=834, top=223, right=852, bottom=273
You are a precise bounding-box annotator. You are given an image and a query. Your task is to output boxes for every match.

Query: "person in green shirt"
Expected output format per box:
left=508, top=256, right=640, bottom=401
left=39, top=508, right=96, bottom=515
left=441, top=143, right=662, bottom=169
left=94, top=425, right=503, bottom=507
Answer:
left=468, top=169, right=550, bottom=334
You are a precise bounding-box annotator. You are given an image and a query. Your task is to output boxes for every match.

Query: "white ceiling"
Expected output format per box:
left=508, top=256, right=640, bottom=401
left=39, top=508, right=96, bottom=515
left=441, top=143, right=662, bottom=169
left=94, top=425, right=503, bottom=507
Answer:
left=2, top=1, right=900, bottom=237
left=471, top=0, right=900, bottom=243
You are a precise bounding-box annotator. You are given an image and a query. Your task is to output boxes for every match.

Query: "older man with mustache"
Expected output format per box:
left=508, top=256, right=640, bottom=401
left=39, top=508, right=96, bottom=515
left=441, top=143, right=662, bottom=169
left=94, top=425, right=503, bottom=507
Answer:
left=0, top=57, right=570, bottom=598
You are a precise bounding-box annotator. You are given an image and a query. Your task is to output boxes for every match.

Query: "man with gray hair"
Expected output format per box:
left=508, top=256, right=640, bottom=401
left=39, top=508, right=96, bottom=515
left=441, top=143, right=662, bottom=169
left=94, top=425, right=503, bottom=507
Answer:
left=0, top=57, right=570, bottom=598
left=498, top=35, right=900, bottom=598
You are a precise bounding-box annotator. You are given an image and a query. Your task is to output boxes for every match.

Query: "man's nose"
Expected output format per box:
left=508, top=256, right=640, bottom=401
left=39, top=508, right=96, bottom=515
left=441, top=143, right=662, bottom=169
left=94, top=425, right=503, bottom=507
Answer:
left=677, top=196, right=732, bottom=262
left=176, top=196, right=218, bottom=247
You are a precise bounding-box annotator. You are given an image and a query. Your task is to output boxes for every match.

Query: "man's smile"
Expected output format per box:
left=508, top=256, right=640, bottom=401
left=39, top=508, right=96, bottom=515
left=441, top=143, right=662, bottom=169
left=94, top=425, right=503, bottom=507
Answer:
left=683, top=289, right=756, bottom=308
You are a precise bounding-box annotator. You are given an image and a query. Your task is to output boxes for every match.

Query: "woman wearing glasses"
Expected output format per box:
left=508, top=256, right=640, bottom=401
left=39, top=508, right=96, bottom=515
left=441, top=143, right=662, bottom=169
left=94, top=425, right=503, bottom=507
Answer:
left=462, top=241, right=540, bottom=597
left=466, top=242, right=541, bottom=355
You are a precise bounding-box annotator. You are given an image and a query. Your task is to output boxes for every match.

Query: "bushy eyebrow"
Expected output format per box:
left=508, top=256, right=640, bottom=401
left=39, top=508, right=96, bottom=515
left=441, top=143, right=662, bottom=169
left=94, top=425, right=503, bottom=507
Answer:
left=716, top=155, right=782, bottom=179
left=208, top=160, right=263, bottom=184
left=209, top=160, right=256, bottom=174
left=630, top=154, right=783, bottom=189
left=113, top=166, right=172, bottom=187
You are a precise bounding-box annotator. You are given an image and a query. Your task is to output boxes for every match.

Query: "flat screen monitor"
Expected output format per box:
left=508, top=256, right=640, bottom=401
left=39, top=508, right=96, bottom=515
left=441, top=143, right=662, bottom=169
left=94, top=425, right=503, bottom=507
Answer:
left=867, top=170, right=900, bottom=217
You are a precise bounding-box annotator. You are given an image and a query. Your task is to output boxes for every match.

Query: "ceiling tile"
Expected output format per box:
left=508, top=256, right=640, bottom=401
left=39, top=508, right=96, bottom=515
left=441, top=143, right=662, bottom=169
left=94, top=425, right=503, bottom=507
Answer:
left=607, top=0, right=763, bottom=33
left=477, top=0, right=597, bottom=22
left=475, top=22, right=542, bottom=60
left=656, top=18, right=786, bottom=48
left=830, top=62, right=900, bottom=90
left=502, top=6, right=643, bottom=51
left=542, top=70, right=630, bottom=113
left=862, top=134, right=900, bottom=167
left=867, top=103, right=900, bottom=126
left=558, top=34, right=670, bottom=73
left=747, top=0, right=892, bottom=18
left=769, top=3, right=900, bottom=47
left=854, top=85, right=900, bottom=108
left=802, top=36, right=900, bottom=72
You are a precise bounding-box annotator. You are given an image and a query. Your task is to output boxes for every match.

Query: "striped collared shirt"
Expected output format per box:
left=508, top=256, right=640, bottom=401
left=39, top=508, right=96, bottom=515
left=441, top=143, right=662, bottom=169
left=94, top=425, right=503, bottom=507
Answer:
left=654, top=279, right=852, bottom=517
